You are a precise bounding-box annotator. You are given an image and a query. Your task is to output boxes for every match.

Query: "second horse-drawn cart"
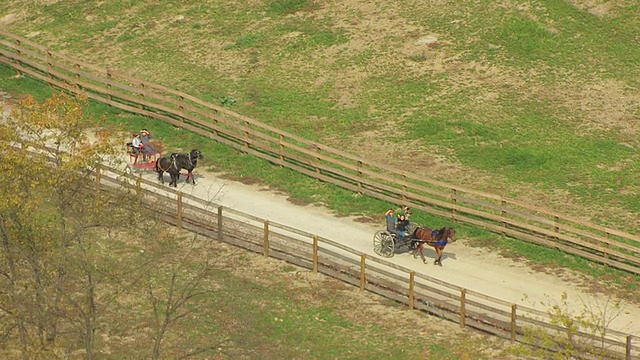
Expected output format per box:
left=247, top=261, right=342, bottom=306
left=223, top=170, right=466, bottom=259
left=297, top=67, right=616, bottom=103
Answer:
left=126, top=140, right=163, bottom=173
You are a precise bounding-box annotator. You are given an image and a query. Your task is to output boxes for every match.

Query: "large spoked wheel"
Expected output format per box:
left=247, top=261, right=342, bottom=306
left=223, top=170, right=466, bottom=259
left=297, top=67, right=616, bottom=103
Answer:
left=373, top=231, right=395, bottom=258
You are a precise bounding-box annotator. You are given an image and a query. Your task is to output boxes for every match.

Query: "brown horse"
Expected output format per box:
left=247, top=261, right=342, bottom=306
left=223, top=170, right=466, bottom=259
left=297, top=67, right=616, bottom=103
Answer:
left=411, top=227, right=456, bottom=266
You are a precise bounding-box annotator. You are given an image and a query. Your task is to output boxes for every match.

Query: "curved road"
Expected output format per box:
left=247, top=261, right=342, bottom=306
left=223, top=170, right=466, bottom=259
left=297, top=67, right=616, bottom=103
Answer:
left=122, top=162, right=640, bottom=338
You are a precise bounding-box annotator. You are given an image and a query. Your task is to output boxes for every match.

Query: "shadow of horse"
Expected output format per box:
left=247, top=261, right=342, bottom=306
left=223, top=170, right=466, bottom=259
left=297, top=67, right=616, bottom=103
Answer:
left=411, top=227, right=456, bottom=266
left=412, top=246, right=457, bottom=263
left=155, top=149, right=203, bottom=187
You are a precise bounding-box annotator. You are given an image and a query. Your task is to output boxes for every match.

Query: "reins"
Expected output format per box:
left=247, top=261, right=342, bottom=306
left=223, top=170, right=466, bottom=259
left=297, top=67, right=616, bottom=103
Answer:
left=414, top=228, right=453, bottom=245
left=156, top=154, right=178, bottom=173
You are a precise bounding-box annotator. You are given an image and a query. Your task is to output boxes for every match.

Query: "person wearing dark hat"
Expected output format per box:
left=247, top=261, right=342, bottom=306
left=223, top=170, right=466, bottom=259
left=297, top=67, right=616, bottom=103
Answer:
left=385, top=208, right=401, bottom=237
left=140, top=128, right=155, bottom=161
left=395, top=205, right=412, bottom=237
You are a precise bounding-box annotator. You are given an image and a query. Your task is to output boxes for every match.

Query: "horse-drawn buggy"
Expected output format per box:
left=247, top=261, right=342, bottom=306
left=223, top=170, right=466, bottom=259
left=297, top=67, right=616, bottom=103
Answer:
left=373, top=222, right=419, bottom=258
left=373, top=221, right=457, bottom=266
left=127, top=140, right=163, bottom=172
left=125, top=131, right=204, bottom=187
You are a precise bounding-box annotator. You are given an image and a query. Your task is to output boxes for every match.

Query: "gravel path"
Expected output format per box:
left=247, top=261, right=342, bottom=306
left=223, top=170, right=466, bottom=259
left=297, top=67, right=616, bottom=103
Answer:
left=123, top=162, right=640, bottom=338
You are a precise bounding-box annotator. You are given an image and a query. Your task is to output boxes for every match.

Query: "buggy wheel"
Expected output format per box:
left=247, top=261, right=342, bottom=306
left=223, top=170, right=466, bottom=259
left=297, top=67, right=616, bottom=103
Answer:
left=407, top=222, right=420, bottom=235
left=373, top=231, right=395, bottom=258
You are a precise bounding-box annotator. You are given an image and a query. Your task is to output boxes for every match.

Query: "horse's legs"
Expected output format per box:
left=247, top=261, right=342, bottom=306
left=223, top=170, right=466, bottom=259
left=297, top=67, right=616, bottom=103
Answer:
left=434, top=247, right=443, bottom=266
left=187, top=170, right=197, bottom=185
left=157, top=170, right=164, bottom=184
left=418, top=244, right=426, bottom=264
left=410, top=242, right=427, bottom=263
left=172, top=172, right=179, bottom=187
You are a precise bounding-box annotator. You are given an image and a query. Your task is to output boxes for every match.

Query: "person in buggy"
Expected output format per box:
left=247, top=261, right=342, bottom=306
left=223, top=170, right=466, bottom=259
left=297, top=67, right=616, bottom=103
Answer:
left=395, top=205, right=413, bottom=232
left=385, top=208, right=411, bottom=238
left=139, top=128, right=156, bottom=161
left=127, top=133, right=143, bottom=156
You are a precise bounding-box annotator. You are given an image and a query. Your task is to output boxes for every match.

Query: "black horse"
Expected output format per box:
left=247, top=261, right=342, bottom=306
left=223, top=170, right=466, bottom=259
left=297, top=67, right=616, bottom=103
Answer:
left=155, top=149, right=203, bottom=187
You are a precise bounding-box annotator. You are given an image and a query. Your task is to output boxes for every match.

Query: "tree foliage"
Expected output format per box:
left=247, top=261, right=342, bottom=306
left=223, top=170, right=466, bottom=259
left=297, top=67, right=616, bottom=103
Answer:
left=0, top=93, right=124, bottom=358
left=0, top=93, right=212, bottom=359
left=516, top=292, right=624, bottom=359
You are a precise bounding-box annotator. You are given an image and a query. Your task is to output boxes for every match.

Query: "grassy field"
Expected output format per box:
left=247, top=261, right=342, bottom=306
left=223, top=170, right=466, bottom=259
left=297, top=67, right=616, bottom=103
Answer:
left=2, top=2, right=640, bottom=357
left=1, top=0, right=639, bottom=292
left=151, top=236, right=515, bottom=360
left=1, top=1, right=638, bottom=234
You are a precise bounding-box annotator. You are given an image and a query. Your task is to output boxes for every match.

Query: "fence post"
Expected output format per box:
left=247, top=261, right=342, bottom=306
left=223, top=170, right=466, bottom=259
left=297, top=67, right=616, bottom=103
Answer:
left=460, top=288, right=466, bottom=328
left=177, top=192, right=183, bottom=229
left=604, top=231, right=610, bottom=266
left=212, top=112, right=219, bottom=141
left=263, top=220, right=269, bottom=257
left=106, top=68, right=112, bottom=103
left=451, top=188, right=457, bottom=222
left=408, top=272, right=415, bottom=310
left=402, top=176, right=407, bottom=203
left=626, top=335, right=632, bottom=360
left=357, top=160, right=363, bottom=196
left=179, top=95, right=185, bottom=122
left=14, top=39, right=22, bottom=76
left=217, top=206, right=223, bottom=240
left=501, top=200, right=507, bottom=236
left=511, top=304, right=517, bottom=342
left=95, top=165, right=101, bottom=194
left=47, top=51, right=53, bottom=80
left=136, top=174, right=142, bottom=203
left=313, top=235, right=318, bottom=274
left=315, top=145, right=321, bottom=175
left=360, top=254, right=366, bottom=291
left=243, top=121, right=249, bottom=153
left=74, top=63, right=80, bottom=90
left=278, top=134, right=284, bottom=167
left=139, top=83, right=145, bottom=110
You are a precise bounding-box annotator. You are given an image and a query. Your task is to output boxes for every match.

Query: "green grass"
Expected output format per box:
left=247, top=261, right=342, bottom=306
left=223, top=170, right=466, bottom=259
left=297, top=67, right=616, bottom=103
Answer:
left=3, top=59, right=640, bottom=303
left=2, top=0, right=640, bottom=297
left=193, top=264, right=468, bottom=360
left=267, top=0, right=319, bottom=15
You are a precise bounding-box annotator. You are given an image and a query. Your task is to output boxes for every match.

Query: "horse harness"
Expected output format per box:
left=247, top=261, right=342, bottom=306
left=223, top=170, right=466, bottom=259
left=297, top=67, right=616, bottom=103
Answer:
left=415, top=227, right=449, bottom=246
left=157, top=152, right=196, bottom=173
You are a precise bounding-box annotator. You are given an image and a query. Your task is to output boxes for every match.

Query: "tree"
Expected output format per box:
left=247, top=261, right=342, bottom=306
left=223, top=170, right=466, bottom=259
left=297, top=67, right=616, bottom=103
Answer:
left=0, top=93, right=220, bottom=359
left=517, top=292, right=624, bottom=359
left=0, top=93, right=126, bottom=358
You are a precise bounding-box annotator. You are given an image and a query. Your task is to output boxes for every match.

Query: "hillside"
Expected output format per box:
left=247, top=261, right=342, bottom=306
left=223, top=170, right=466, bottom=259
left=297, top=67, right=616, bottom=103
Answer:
left=1, top=0, right=638, bottom=233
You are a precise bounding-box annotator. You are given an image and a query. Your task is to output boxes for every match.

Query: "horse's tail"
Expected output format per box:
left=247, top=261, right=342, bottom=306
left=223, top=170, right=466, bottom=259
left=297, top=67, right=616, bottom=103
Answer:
left=155, top=158, right=161, bottom=172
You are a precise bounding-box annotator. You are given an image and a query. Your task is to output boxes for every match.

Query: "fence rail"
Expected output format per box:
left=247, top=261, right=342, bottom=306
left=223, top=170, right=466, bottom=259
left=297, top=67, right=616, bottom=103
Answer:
left=1, top=29, right=638, bottom=278
left=92, top=163, right=638, bottom=359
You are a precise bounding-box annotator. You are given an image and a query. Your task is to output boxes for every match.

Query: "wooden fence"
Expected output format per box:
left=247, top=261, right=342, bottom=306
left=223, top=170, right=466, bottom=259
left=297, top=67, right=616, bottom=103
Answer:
left=91, top=163, right=637, bottom=360
left=1, top=29, right=639, bottom=275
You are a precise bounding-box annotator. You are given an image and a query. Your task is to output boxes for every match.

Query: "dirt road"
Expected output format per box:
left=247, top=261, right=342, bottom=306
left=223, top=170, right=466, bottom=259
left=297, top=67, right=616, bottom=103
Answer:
left=122, top=163, right=640, bottom=338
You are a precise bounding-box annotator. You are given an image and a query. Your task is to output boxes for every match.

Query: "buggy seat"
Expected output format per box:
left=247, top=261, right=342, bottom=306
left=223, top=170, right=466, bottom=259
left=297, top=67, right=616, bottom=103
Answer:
left=128, top=140, right=163, bottom=165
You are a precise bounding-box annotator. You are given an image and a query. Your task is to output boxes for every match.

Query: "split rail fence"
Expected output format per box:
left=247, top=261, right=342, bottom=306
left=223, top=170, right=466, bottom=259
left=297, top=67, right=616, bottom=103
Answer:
left=1, top=29, right=639, bottom=277
left=92, top=163, right=637, bottom=360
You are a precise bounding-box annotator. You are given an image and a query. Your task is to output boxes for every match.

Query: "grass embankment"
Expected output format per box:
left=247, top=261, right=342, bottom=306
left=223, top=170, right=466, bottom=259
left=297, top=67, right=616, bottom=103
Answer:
left=2, top=61, right=638, bottom=302
left=0, top=84, right=518, bottom=359
left=3, top=1, right=640, bottom=304
left=2, top=0, right=638, bottom=229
